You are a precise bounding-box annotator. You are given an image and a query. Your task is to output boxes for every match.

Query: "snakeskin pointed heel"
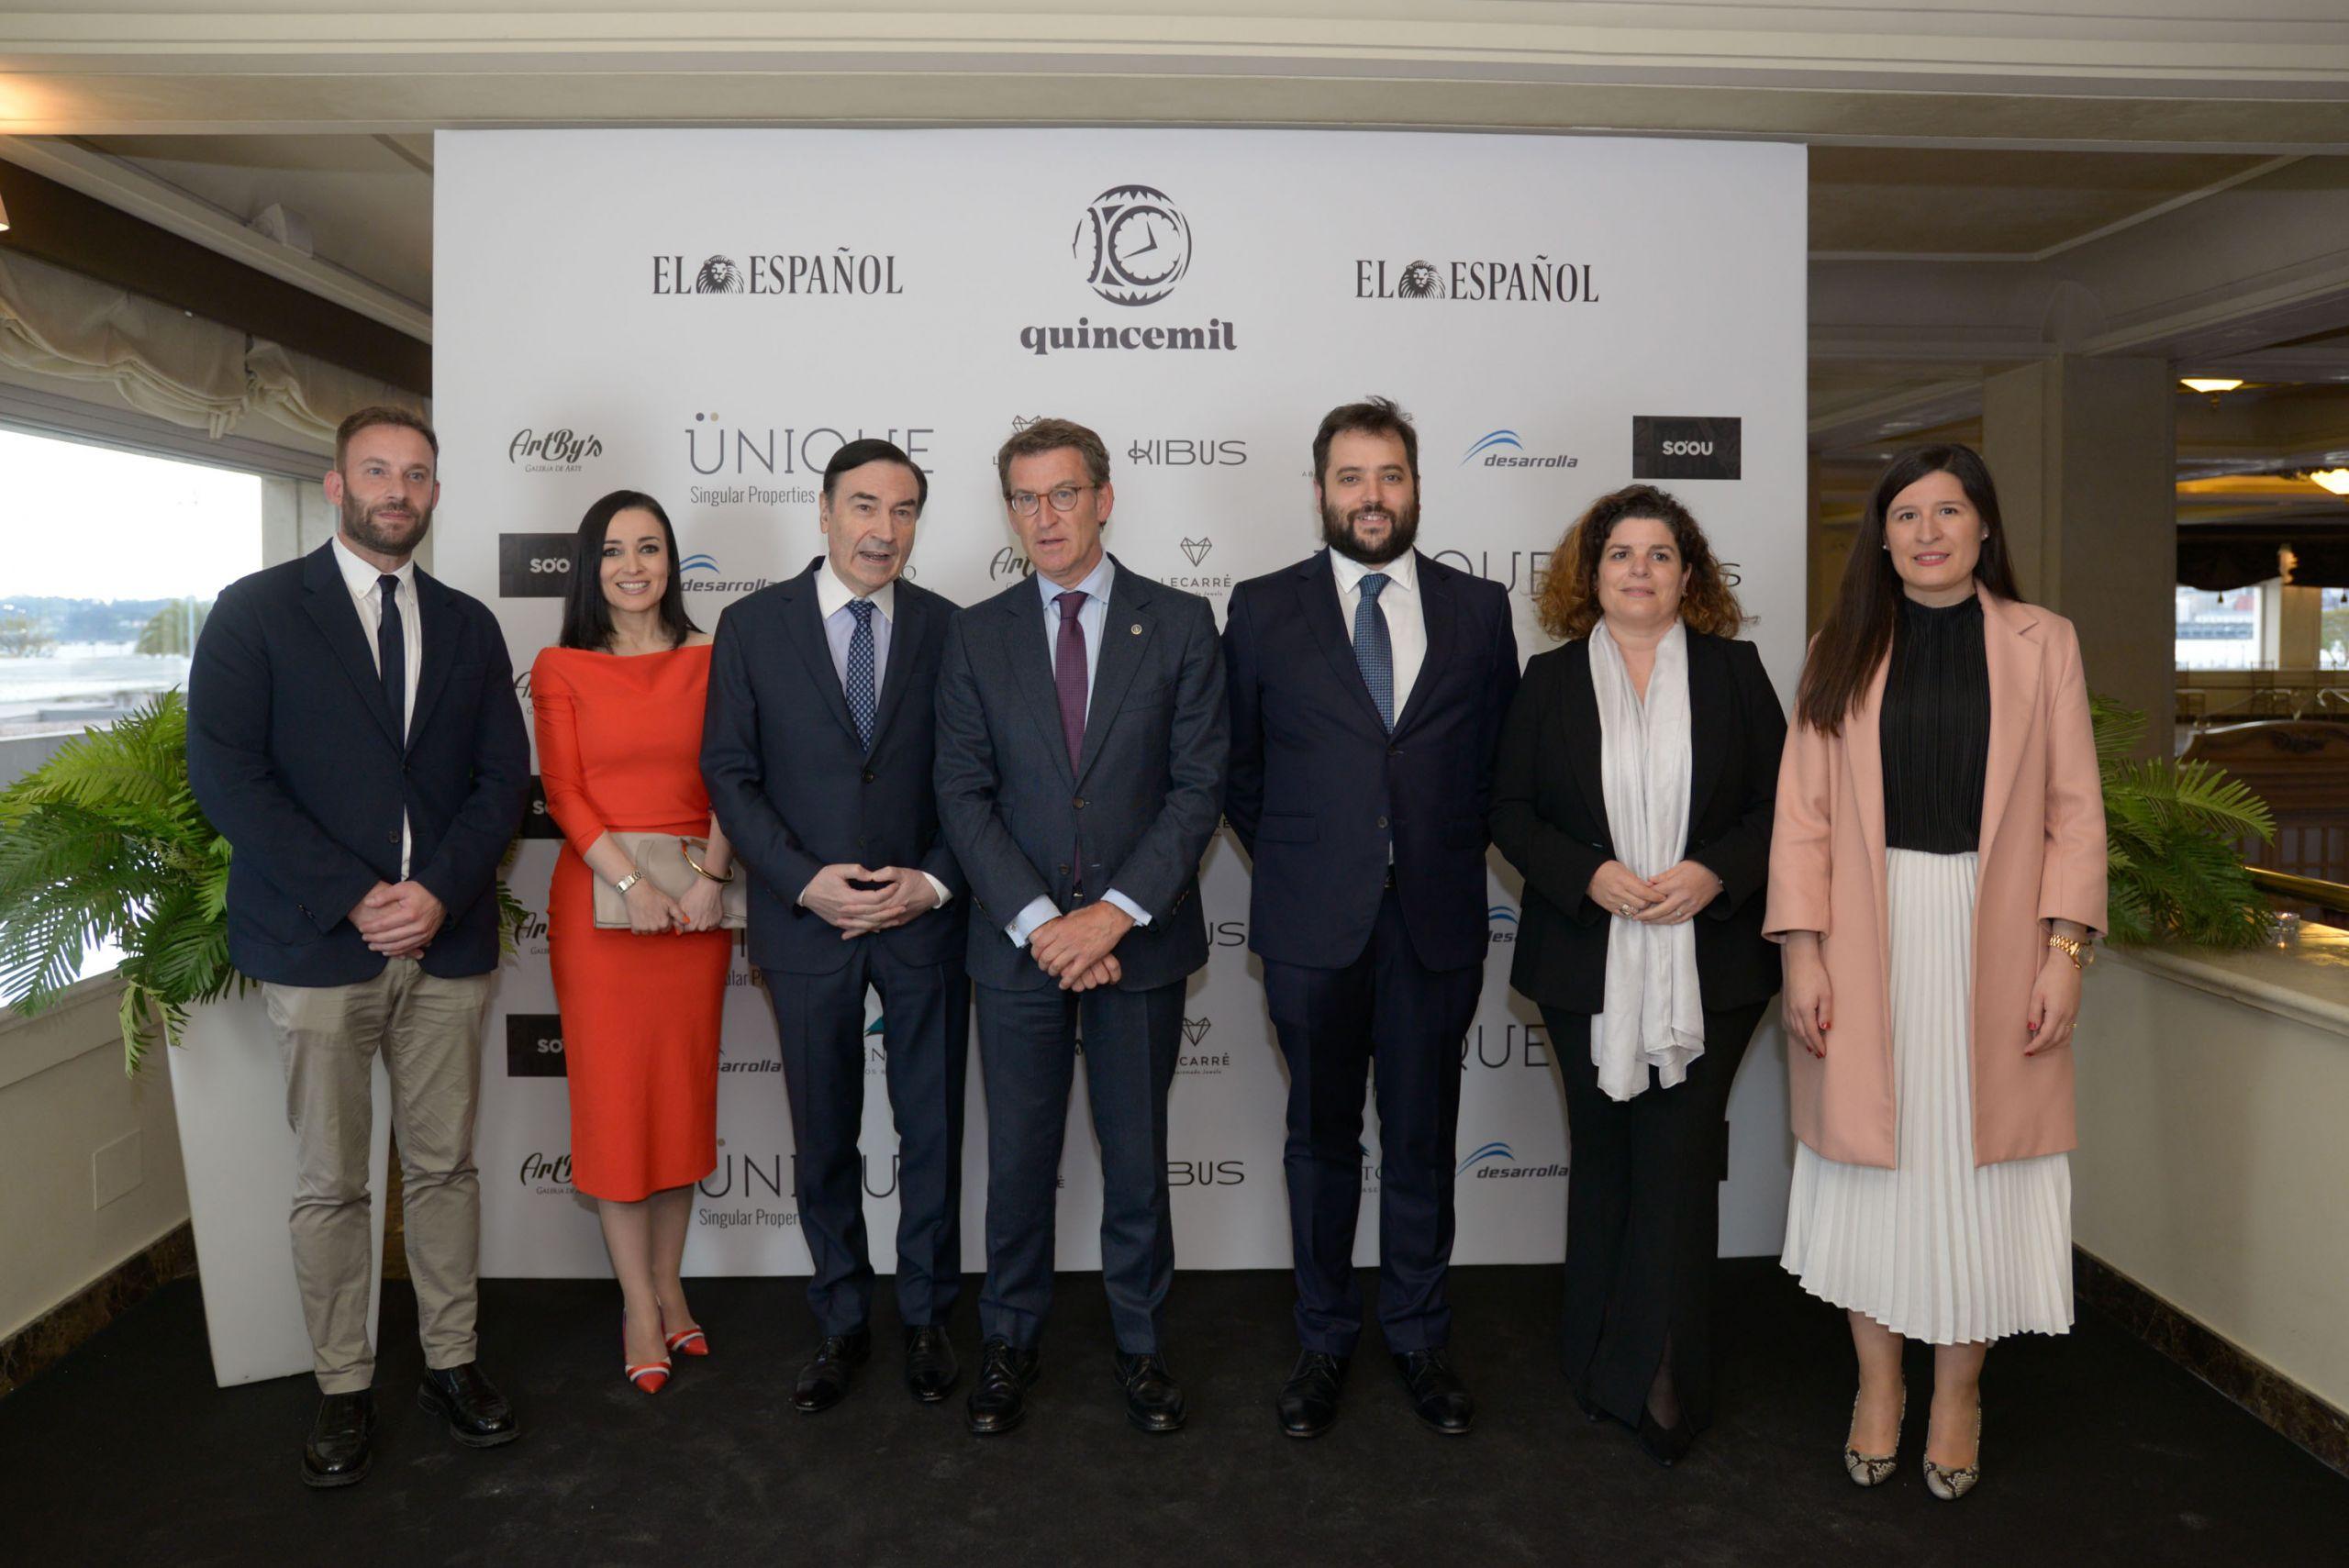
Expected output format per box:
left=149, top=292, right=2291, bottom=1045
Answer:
left=1843, top=1389, right=1906, bottom=1487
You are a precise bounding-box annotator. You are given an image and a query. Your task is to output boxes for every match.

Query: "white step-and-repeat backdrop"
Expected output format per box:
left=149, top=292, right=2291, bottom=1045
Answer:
left=432, top=129, right=1807, bottom=1277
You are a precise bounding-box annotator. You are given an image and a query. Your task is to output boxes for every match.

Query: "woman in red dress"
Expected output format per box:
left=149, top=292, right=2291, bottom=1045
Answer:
left=531, top=489, right=733, bottom=1394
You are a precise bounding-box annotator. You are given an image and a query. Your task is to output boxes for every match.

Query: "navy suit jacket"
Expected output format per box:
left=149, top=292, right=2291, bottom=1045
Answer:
left=185, top=542, right=530, bottom=986
left=700, top=561, right=967, bottom=976
left=1223, top=548, right=1520, bottom=973
left=933, top=556, right=1227, bottom=993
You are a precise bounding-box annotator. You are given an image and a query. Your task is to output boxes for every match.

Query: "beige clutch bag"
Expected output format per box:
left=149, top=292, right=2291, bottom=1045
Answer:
left=591, top=832, right=749, bottom=929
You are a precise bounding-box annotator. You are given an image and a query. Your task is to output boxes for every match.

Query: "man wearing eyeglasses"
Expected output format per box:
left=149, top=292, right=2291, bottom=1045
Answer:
left=933, top=417, right=1228, bottom=1438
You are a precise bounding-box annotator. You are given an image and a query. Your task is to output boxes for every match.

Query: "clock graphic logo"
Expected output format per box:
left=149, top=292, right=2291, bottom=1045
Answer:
left=1074, top=184, right=1193, bottom=306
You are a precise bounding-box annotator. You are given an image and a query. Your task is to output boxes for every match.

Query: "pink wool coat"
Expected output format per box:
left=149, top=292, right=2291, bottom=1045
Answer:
left=1765, top=585, right=2108, bottom=1169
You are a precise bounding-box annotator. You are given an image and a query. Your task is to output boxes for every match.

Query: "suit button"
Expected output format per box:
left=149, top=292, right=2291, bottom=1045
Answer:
left=1376, top=816, right=1388, bottom=829
left=1387, top=745, right=1399, bottom=757
left=1058, top=864, right=1070, bottom=876
left=863, top=770, right=876, bottom=784
left=387, top=830, right=399, bottom=844
left=1073, top=796, right=1087, bottom=809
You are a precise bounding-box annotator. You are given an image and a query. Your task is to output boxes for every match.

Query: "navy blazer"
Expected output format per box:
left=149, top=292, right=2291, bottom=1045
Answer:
left=185, top=541, right=530, bottom=986
left=1224, top=549, right=1520, bottom=973
left=933, top=556, right=1227, bottom=993
left=1488, top=630, right=1785, bottom=1014
left=701, top=561, right=967, bottom=976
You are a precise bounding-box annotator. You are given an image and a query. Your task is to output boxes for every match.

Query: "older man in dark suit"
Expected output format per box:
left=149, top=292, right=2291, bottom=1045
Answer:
left=933, top=417, right=1227, bottom=1437
left=1225, top=396, right=1520, bottom=1440
left=186, top=406, right=530, bottom=1487
left=702, top=439, right=970, bottom=1413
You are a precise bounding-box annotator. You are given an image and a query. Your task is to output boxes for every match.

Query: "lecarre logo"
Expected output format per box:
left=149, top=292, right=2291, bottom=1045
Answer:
left=498, top=532, right=577, bottom=597
left=1074, top=185, right=1192, bottom=306
left=1632, top=417, right=1742, bottom=481
left=1180, top=1017, right=1211, bottom=1046
left=520, top=777, right=563, bottom=840
left=1179, top=538, right=1212, bottom=567
left=506, top=1012, right=567, bottom=1078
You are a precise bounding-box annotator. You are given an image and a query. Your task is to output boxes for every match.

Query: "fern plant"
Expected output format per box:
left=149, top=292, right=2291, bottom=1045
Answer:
left=2094, top=695, right=2277, bottom=949
left=0, top=690, right=531, bottom=1073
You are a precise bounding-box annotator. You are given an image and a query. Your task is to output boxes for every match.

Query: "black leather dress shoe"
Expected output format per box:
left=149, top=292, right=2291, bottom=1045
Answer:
left=903, top=1325, right=960, bottom=1403
left=1114, top=1351, right=1186, bottom=1434
left=966, top=1339, right=1040, bottom=1436
left=302, top=1390, right=375, bottom=1488
left=1637, top=1407, right=1696, bottom=1467
left=417, top=1363, right=520, bottom=1448
left=793, top=1328, right=873, bottom=1414
left=1277, top=1351, right=1349, bottom=1440
left=1393, top=1349, right=1475, bottom=1435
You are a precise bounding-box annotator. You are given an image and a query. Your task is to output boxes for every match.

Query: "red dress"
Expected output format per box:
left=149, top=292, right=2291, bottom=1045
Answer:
left=530, top=643, right=729, bottom=1202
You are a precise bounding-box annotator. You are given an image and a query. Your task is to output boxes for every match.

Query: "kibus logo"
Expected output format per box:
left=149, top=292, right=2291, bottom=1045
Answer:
left=1167, top=1158, right=1247, bottom=1187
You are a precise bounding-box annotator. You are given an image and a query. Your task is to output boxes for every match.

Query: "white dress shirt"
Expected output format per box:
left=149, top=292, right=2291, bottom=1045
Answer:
left=1330, top=546, right=1426, bottom=719
left=330, top=534, right=418, bottom=880
left=806, top=562, right=951, bottom=910
left=1008, top=553, right=1152, bottom=947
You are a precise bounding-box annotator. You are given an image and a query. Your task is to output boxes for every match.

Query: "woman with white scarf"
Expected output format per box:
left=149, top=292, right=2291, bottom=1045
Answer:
left=1491, top=485, right=1785, bottom=1467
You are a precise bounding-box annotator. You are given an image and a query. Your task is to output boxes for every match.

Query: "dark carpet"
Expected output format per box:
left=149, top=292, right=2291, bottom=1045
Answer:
left=4, top=1262, right=2343, bottom=1567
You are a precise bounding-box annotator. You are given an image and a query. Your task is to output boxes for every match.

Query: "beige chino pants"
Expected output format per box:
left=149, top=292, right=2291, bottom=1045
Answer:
left=263, top=960, right=492, bottom=1394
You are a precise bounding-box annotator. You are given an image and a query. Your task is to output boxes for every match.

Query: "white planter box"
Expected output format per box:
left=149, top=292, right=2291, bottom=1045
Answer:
left=167, top=991, right=389, bottom=1388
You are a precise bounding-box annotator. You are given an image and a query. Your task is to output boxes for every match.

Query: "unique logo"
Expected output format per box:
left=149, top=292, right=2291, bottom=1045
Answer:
left=1632, top=416, right=1742, bottom=481
left=1462, top=1022, right=1554, bottom=1071
left=1428, top=548, right=1551, bottom=596
left=652, top=251, right=903, bottom=296
left=1461, top=430, right=1579, bottom=472
left=1075, top=185, right=1192, bottom=306
left=1487, top=903, right=1518, bottom=944
left=1179, top=538, right=1213, bottom=567
left=508, top=427, right=603, bottom=472
left=519, top=778, right=563, bottom=840
left=505, top=1013, right=566, bottom=1078
left=1126, top=438, right=1246, bottom=469
left=497, top=532, right=577, bottom=598
left=1357, top=255, right=1597, bottom=305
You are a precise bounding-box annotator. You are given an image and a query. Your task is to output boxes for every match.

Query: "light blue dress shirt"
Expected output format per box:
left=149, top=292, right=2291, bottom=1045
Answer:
left=1008, top=553, right=1152, bottom=947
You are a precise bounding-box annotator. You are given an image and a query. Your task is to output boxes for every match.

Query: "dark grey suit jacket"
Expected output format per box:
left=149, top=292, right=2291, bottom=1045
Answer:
left=932, top=555, right=1227, bottom=993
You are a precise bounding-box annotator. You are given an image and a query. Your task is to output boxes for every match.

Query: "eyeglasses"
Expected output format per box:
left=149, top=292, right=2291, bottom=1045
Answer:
left=1004, top=483, right=1097, bottom=517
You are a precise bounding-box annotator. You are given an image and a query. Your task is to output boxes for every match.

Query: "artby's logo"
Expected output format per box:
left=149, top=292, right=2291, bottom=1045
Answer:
left=651, top=250, right=904, bottom=296
left=1632, top=416, right=1743, bottom=481
left=1461, top=429, right=1579, bottom=472
left=497, top=532, right=576, bottom=598
left=1019, top=183, right=1237, bottom=357
left=518, top=1150, right=574, bottom=1190
left=508, top=427, right=602, bottom=472
left=989, top=548, right=1035, bottom=582
left=1356, top=254, right=1598, bottom=305
left=1458, top=1140, right=1568, bottom=1180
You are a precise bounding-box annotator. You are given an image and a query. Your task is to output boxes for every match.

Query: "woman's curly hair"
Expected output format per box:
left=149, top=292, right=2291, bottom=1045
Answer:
left=1535, top=483, right=1747, bottom=641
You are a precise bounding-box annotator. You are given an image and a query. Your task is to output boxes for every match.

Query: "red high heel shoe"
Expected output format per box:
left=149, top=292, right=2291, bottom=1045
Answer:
left=662, top=1307, right=709, bottom=1359
left=624, top=1314, right=671, bottom=1395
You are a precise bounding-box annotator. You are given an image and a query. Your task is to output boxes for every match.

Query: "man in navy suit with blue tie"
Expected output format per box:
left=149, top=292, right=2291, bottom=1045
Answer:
left=1224, top=396, right=1520, bottom=1439
left=701, top=439, right=970, bottom=1413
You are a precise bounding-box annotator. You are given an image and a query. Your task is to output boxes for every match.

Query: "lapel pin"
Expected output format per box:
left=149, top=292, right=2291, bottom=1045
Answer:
left=1130, top=624, right=1142, bottom=635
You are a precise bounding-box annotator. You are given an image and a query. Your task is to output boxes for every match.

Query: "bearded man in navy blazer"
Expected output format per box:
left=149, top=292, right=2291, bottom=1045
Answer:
left=186, top=406, right=530, bottom=1487
left=701, top=439, right=970, bottom=1413
left=934, top=417, right=1227, bottom=1438
left=1224, top=396, right=1520, bottom=1439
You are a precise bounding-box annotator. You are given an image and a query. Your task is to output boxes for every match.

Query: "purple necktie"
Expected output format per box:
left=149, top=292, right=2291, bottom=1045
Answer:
left=1054, top=590, right=1088, bottom=894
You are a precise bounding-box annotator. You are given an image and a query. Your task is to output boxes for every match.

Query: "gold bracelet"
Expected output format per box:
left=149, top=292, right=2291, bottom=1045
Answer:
left=681, top=843, right=734, bottom=884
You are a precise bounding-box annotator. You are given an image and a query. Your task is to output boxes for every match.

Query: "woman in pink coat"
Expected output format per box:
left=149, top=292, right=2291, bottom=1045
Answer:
left=1766, top=444, right=2106, bottom=1501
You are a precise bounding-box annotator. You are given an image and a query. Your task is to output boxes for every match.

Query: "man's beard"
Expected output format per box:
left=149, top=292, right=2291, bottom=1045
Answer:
left=341, top=492, right=432, bottom=558
left=1320, top=496, right=1419, bottom=567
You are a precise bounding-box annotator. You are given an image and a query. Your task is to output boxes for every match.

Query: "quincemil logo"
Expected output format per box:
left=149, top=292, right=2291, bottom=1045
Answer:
left=1176, top=1016, right=1230, bottom=1076
left=497, top=532, right=576, bottom=598
left=508, top=427, right=602, bottom=473
left=1021, top=183, right=1237, bottom=357
left=1487, top=904, right=1518, bottom=945
left=1357, top=254, right=1598, bottom=305
left=652, top=250, right=904, bottom=296
left=1457, top=1140, right=1568, bottom=1180
left=1461, top=429, right=1579, bottom=472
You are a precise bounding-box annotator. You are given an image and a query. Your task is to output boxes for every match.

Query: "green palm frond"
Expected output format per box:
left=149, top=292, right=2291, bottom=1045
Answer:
left=2094, top=696, right=2277, bottom=950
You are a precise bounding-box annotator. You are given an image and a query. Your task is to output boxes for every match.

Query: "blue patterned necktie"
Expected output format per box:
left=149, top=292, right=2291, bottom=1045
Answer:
left=1353, top=572, right=1395, bottom=733
left=845, top=598, right=876, bottom=752
left=376, top=573, right=406, bottom=742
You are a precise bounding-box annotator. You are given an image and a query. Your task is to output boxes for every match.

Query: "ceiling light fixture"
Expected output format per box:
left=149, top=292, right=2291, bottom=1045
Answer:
left=2310, top=469, right=2349, bottom=497
left=2179, top=377, right=2243, bottom=395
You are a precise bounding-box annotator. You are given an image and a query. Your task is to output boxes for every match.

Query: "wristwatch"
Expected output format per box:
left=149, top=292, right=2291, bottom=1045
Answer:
left=2047, top=932, right=2093, bottom=970
left=613, top=872, right=642, bottom=895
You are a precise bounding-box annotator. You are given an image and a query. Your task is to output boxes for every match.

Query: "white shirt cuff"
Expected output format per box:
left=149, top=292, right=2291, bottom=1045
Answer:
left=1102, top=889, right=1152, bottom=928
left=1007, top=895, right=1060, bottom=948
left=921, top=872, right=953, bottom=908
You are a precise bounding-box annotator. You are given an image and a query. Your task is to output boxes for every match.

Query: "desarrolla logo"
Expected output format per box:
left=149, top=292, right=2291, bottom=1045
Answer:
left=651, top=250, right=904, bottom=296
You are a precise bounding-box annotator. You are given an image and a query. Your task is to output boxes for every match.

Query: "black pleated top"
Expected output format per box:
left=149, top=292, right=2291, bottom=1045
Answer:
left=1879, top=594, right=1990, bottom=854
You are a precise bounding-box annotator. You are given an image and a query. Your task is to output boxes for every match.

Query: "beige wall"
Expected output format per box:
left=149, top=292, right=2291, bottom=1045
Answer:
left=0, top=977, right=191, bottom=1340
left=2073, top=956, right=2349, bottom=1409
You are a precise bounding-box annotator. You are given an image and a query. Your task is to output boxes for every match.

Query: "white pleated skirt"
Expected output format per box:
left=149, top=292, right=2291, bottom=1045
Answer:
left=1781, top=849, right=2074, bottom=1344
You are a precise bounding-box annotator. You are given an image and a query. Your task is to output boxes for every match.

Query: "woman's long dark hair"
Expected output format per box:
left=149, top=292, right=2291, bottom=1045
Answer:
left=1794, top=443, right=2023, bottom=735
left=558, top=490, right=699, bottom=651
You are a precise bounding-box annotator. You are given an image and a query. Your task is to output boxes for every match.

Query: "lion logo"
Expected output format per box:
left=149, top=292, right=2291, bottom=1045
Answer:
left=695, top=255, right=746, bottom=295
left=1397, top=260, right=1444, bottom=299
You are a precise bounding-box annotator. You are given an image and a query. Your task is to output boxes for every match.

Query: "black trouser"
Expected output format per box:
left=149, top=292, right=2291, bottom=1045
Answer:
left=1542, top=1000, right=1767, bottom=1431
left=767, top=944, right=970, bottom=1335
left=1267, top=885, right=1484, bottom=1357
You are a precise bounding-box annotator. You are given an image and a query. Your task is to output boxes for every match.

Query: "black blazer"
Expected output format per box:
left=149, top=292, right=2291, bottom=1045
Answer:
left=1488, top=629, right=1784, bottom=1013
left=932, top=557, right=1227, bottom=993
left=701, top=562, right=968, bottom=976
left=1224, top=549, right=1520, bottom=972
left=185, top=542, right=530, bottom=986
